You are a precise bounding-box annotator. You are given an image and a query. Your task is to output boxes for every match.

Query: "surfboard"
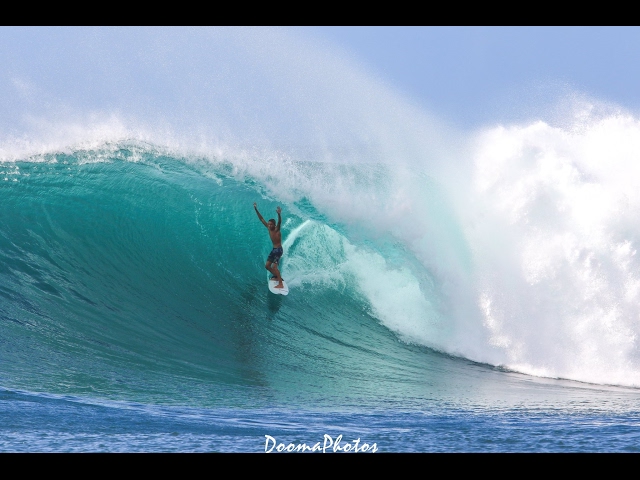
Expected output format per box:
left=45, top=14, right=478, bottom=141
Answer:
left=268, top=276, right=289, bottom=295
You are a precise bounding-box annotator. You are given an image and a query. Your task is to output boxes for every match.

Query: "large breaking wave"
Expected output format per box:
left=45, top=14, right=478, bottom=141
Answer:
left=1, top=28, right=639, bottom=395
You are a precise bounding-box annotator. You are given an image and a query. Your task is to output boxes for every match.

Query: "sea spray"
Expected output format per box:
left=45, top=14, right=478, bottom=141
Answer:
left=465, top=112, right=640, bottom=385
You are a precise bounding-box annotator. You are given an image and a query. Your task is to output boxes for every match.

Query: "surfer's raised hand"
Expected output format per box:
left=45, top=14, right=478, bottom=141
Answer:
left=254, top=203, right=268, bottom=228
left=275, top=206, right=282, bottom=231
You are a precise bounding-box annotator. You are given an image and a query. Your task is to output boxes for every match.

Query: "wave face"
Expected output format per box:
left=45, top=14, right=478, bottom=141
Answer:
left=0, top=146, right=472, bottom=408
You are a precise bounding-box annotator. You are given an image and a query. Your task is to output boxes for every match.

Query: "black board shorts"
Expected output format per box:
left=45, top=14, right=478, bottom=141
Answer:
left=267, top=247, right=283, bottom=264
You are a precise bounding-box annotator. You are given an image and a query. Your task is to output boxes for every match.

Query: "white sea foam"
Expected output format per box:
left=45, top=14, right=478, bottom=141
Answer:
left=283, top=220, right=446, bottom=350
left=249, top=108, right=640, bottom=388
left=465, top=112, right=640, bottom=385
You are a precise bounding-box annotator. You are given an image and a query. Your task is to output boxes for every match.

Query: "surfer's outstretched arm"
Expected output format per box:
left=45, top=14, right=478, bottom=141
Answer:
left=276, top=206, right=282, bottom=232
left=253, top=203, right=268, bottom=228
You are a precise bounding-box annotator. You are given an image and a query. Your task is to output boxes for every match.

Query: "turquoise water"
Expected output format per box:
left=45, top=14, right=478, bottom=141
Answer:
left=2, top=146, right=640, bottom=452
left=0, top=147, right=463, bottom=408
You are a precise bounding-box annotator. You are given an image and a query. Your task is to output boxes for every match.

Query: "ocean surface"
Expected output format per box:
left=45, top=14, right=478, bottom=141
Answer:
left=2, top=27, right=640, bottom=452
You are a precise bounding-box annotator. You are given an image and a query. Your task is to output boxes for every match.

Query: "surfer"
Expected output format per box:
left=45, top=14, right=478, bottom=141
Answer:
left=254, top=203, right=284, bottom=289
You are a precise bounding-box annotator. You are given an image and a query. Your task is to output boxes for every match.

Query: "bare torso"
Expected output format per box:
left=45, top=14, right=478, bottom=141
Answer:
left=269, top=228, right=282, bottom=248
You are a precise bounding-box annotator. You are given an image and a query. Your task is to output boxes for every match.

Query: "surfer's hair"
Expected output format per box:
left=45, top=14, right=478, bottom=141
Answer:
left=268, top=219, right=276, bottom=224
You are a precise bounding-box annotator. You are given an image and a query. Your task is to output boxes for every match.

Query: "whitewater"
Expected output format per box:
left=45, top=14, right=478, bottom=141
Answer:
left=1, top=27, right=640, bottom=452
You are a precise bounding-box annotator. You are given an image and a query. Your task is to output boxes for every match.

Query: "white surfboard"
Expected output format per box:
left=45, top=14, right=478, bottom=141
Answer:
left=268, top=276, right=289, bottom=295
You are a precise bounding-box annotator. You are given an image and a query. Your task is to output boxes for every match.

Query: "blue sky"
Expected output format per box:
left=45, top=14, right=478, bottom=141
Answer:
left=302, top=27, right=640, bottom=127
left=2, top=27, right=640, bottom=143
